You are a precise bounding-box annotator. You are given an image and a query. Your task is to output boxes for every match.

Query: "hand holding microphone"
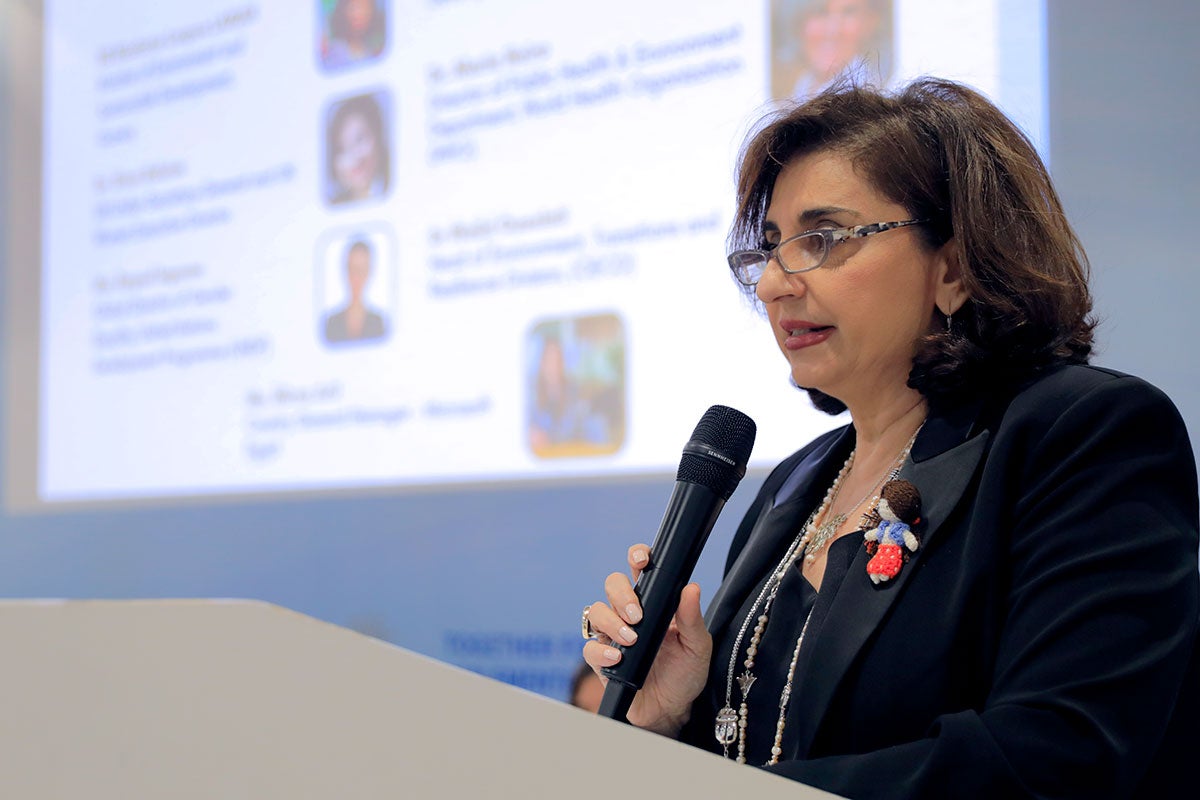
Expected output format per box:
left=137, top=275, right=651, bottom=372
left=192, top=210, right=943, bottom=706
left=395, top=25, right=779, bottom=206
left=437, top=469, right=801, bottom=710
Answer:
left=581, top=405, right=756, bottom=730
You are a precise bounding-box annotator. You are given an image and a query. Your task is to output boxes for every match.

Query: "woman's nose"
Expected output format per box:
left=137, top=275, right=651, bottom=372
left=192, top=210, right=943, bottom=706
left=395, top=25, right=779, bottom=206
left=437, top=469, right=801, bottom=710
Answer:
left=755, top=256, right=806, bottom=304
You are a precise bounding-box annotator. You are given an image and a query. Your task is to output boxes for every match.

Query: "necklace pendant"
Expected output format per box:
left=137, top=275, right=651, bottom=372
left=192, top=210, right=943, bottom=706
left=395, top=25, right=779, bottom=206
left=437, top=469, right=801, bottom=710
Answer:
left=737, top=670, right=757, bottom=697
left=715, top=705, right=738, bottom=745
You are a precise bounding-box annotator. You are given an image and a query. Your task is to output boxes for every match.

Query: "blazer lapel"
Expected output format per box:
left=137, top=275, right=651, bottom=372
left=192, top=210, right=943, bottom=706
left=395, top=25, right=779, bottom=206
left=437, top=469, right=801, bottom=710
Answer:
left=785, top=408, right=991, bottom=758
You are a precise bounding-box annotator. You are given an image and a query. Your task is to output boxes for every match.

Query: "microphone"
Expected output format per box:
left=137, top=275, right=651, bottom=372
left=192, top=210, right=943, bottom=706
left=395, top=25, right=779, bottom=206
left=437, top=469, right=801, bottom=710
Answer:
left=598, top=404, right=756, bottom=722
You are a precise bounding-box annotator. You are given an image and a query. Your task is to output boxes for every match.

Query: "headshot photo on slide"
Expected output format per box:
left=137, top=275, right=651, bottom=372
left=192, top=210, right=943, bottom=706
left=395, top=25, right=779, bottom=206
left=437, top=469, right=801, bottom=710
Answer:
left=770, top=0, right=894, bottom=101
left=317, top=0, right=389, bottom=71
left=526, top=313, right=627, bottom=460
left=316, top=225, right=396, bottom=348
left=323, top=89, right=392, bottom=207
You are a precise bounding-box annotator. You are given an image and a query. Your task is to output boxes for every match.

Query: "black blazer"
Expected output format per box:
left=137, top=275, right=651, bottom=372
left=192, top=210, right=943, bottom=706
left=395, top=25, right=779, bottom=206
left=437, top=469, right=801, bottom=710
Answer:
left=684, top=365, right=1199, bottom=798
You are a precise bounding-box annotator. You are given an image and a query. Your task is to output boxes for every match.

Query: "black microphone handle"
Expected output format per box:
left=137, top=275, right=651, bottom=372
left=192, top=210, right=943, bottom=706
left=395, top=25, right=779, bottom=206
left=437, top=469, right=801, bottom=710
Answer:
left=598, top=481, right=725, bottom=721
left=596, top=676, right=637, bottom=722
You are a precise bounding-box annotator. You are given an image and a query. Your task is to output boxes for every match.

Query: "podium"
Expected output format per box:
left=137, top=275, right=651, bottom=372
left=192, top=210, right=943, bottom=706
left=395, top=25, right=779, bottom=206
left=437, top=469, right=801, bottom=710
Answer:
left=0, top=600, right=837, bottom=798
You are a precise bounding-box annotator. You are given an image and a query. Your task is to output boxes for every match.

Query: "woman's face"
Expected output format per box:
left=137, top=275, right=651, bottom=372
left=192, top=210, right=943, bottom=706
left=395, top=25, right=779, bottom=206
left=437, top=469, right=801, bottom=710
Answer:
left=346, top=245, right=372, bottom=301
left=343, top=0, right=375, bottom=34
left=334, top=111, right=379, bottom=197
left=755, top=150, right=956, bottom=410
left=801, top=0, right=880, bottom=77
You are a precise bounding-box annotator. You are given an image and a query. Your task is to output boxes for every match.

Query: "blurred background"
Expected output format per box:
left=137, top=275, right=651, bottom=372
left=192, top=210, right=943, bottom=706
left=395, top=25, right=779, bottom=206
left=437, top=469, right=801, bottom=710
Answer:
left=2, top=0, right=1197, bottom=702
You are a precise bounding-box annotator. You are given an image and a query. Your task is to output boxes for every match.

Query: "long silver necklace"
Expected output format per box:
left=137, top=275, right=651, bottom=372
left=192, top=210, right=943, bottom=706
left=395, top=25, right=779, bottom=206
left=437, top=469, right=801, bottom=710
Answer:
left=715, top=426, right=921, bottom=765
left=714, top=517, right=814, bottom=761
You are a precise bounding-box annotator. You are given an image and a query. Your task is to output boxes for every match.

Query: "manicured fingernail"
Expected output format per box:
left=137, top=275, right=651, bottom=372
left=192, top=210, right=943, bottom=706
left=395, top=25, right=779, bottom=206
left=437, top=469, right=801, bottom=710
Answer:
left=633, top=549, right=648, bottom=565
left=603, top=647, right=621, bottom=663
left=625, top=603, right=642, bottom=624
left=618, top=626, right=638, bottom=644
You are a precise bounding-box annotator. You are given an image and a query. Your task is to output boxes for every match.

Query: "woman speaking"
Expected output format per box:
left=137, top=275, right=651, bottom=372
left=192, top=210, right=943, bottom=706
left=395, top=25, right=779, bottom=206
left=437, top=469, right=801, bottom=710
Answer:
left=581, top=79, right=1198, bottom=798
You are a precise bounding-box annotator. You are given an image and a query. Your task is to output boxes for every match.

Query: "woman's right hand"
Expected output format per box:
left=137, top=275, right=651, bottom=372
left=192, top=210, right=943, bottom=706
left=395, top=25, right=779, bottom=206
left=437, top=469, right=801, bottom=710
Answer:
left=582, top=544, right=713, bottom=737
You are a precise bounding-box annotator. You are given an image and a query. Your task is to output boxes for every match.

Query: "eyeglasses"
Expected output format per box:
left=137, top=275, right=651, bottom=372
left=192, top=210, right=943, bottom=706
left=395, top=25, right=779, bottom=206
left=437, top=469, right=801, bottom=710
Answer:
left=727, top=219, right=928, bottom=286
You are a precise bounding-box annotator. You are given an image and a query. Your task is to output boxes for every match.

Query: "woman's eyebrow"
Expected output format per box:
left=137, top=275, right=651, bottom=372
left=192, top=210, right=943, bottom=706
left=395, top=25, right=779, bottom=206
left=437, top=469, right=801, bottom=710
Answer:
left=797, top=206, right=857, bottom=224
left=763, top=206, right=858, bottom=233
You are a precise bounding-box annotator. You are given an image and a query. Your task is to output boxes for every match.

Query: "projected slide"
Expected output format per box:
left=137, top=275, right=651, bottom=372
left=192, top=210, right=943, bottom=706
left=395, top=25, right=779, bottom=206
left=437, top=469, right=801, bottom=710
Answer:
left=37, top=0, right=1046, bottom=502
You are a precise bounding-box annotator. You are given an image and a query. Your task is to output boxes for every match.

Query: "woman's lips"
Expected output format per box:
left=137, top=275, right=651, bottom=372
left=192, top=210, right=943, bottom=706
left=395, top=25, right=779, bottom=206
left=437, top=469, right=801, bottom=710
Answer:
left=781, top=320, right=834, bottom=350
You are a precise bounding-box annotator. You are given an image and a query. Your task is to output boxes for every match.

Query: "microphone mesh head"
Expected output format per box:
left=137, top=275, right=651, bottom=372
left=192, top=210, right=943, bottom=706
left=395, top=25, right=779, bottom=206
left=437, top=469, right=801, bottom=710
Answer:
left=677, top=405, right=757, bottom=499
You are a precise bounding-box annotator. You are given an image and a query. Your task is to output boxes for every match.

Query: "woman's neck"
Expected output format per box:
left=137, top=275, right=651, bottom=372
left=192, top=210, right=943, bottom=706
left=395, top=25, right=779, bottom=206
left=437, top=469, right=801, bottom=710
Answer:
left=845, top=389, right=927, bottom=469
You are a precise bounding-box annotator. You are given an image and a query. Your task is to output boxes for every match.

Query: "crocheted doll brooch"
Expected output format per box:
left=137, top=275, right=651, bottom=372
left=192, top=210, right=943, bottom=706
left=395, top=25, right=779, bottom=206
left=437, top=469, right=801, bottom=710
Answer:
left=863, top=479, right=923, bottom=585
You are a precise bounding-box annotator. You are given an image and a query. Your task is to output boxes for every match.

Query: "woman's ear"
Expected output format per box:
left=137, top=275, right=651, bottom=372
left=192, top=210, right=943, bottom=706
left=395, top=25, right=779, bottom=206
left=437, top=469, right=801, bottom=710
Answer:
left=934, top=239, right=970, bottom=316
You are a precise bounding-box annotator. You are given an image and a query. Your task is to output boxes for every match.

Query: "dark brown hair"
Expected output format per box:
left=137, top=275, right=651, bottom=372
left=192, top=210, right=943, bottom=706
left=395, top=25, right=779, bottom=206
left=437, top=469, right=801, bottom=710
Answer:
left=731, top=78, right=1094, bottom=413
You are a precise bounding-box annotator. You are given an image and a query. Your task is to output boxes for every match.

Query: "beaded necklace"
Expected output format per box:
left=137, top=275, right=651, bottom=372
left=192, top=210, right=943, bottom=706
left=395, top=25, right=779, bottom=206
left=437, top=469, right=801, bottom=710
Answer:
left=715, top=425, right=922, bottom=765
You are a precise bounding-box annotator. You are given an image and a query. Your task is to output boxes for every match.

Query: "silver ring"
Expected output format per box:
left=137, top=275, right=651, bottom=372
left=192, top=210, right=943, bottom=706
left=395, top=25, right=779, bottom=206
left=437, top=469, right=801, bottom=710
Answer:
left=581, top=605, right=597, bottom=640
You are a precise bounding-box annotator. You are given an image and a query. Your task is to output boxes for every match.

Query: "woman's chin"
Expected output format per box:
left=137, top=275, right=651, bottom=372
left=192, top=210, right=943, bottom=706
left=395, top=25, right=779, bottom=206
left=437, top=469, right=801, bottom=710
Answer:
left=787, top=361, right=833, bottom=393
left=788, top=369, right=826, bottom=395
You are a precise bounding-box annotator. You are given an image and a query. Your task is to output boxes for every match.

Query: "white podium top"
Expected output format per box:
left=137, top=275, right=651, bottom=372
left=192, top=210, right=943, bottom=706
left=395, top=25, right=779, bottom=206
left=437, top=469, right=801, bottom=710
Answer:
left=0, top=600, right=838, bottom=799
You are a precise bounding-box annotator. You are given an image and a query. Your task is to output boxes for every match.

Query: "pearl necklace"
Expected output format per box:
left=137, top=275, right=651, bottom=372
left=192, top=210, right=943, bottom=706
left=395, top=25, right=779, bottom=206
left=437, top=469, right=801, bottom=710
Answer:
left=714, top=519, right=813, bottom=762
left=715, top=425, right=922, bottom=765
left=801, top=448, right=889, bottom=566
